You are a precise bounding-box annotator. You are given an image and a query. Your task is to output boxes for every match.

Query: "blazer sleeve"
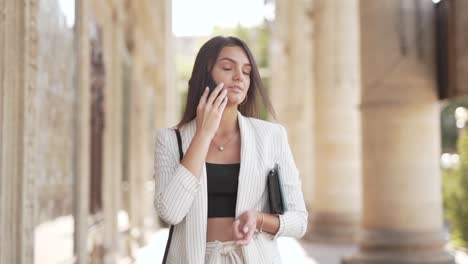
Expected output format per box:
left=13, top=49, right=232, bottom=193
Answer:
left=153, top=128, right=201, bottom=225
left=271, top=125, right=308, bottom=239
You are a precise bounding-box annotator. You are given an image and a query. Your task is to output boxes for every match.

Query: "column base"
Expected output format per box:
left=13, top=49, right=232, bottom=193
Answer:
left=342, top=228, right=455, bottom=264
left=304, top=212, right=360, bottom=243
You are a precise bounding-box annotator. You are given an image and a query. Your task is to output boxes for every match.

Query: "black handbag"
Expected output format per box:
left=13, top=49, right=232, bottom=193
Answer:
left=162, top=129, right=183, bottom=264
left=267, top=163, right=284, bottom=215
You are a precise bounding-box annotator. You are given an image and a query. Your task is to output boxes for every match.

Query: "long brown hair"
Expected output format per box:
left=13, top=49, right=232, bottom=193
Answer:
left=176, top=36, right=276, bottom=128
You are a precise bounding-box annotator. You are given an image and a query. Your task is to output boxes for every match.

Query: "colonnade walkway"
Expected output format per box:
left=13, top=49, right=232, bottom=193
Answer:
left=35, top=215, right=468, bottom=263
left=137, top=229, right=468, bottom=264
left=136, top=228, right=353, bottom=264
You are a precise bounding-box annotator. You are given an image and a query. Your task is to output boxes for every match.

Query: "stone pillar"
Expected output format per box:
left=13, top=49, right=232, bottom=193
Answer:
left=127, top=39, right=147, bottom=249
left=126, top=0, right=174, bottom=247
left=74, top=0, right=91, bottom=263
left=0, top=0, right=38, bottom=263
left=152, top=0, right=177, bottom=129
left=270, top=0, right=315, bottom=218
left=127, top=36, right=148, bottom=247
left=344, top=0, right=453, bottom=263
left=98, top=1, right=124, bottom=262
left=454, top=0, right=468, bottom=95
left=309, top=0, right=362, bottom=242
left=151, top=0, right=176, bottom=233
left=127, top=0, right=154, bottom=247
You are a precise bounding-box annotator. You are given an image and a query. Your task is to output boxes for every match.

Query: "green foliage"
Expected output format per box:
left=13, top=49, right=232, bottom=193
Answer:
left=441, top=97, right=468, bottom=153
left=443, top=129, right=468, bottom=248
left=212, top=21, right=271, bottom=69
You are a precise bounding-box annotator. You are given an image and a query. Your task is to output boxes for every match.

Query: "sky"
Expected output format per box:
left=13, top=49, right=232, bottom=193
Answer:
left=57, top=0, right=274, bottom=36
left=58, top=0, right=75, bottom=27
left=172, top=0, right=274, bottom=36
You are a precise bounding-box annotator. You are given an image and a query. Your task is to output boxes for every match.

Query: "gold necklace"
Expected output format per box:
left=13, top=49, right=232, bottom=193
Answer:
left=211, top=131, right=238, bottom=151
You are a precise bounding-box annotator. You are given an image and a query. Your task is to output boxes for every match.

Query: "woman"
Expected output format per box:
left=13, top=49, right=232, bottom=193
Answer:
left=154, top=36, right=308, bottom=264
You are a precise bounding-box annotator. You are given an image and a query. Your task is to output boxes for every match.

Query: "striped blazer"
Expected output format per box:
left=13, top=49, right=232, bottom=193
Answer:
left=153, top=112, right=308, bottom=264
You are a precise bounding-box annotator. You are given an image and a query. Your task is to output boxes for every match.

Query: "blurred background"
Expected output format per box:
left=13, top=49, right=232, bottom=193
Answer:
left=1, top=0, right=468, bottom=263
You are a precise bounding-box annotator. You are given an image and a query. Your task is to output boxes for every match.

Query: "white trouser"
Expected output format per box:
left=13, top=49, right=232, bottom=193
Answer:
left=205, top=240, right=245, bottom=264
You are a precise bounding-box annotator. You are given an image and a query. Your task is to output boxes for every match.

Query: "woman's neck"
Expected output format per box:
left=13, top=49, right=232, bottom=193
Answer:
left=217, top=106, right=239, bottom=135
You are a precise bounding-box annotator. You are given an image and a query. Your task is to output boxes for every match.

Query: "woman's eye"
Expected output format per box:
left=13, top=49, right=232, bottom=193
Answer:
left=243, top=72, right=250, bottom=75
left=223, top=67, right=231, bottom=71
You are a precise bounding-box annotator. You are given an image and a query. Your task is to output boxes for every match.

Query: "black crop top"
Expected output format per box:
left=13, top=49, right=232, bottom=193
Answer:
left=206, top=162, right=240, bottom=218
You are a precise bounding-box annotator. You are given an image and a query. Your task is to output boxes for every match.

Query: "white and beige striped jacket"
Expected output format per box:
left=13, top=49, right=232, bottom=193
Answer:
left=153, top=112, right=308, bottom=264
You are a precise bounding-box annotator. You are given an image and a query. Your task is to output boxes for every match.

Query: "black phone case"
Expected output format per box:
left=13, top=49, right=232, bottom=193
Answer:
left=205, top=73, right=217, bottom=95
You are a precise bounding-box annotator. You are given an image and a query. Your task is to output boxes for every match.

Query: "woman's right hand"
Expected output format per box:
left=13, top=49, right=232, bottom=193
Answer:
left=195, top=83, right=228, bottom=139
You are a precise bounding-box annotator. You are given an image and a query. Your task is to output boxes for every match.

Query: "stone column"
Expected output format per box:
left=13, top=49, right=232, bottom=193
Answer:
left=126, top=0, right=174, bottom=245
left=152, top=0, right=177, bottom=129
left=98, top=1, right=124, bottom=262
left=309, top=0, right=362, bottom=242
left=127, top=0, right=154, bottom=246
left=454, top=0, right=468, bottom=95
left=74, top=0, right=91, bottom=263
left=344, top=0, right=453, bottom=263
left=270, top=0, right=315, bottom=218
left=127, top=37, right=148, bottom=247
left=0, top=0, right=38, bottom=263
left=144, top=0, right=176, bottom=231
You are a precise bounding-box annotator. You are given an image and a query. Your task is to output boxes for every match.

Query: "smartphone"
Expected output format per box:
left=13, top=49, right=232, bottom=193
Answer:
left=205, top=73, right=218, bottom=95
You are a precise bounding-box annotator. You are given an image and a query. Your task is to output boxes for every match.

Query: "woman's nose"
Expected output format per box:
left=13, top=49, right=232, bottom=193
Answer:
left=233, top=68, right=244, bottom=82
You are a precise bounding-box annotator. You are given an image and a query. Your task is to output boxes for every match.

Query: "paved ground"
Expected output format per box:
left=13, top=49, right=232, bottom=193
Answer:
left=299, top=241, right=356, bottom=264
left=137, top=229, right=320, bottom=263
left=137, top=229, right=468, bottom=264
left=35, top=216, right=468, bottom=264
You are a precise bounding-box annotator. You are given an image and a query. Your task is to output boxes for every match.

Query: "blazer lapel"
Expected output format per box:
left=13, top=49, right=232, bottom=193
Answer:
left=236, top=112, right=264, bottom=217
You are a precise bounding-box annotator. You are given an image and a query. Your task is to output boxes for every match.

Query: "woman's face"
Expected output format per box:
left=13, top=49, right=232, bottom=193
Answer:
left=211, top=45, right=251, bottom=106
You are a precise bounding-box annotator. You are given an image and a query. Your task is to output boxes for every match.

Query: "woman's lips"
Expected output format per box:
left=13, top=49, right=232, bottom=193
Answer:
left=228, top=86, right=243, bottom=92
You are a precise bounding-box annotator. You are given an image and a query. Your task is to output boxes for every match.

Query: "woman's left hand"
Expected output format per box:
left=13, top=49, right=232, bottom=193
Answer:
left=232, top=210, right=258, bottom=246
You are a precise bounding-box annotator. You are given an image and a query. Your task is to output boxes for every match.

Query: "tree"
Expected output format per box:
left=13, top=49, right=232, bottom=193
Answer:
left=443, top=127, right=468, bottom=248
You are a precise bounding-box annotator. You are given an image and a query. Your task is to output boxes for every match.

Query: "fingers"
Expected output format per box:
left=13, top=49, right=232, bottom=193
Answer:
left=213, top=89, right=228, bottom=109
left=235, top=221, right=256, bottom=246
left=233, top=211, right=258, bottom=246
left=206, top=82, right=225, bottom=106
left=197, top=87, right=209, bottom=111
left=232, top=220, right=243, bottom=240
left=236, top=225, right=254, bottom=246
left=218, top=94, right=228, bottom=112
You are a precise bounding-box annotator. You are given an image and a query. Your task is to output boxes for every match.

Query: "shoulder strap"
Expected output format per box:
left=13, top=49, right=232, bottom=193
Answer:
left=162, top=129, right=183, bottom=264
left=175, top=129, right=183, bottom=161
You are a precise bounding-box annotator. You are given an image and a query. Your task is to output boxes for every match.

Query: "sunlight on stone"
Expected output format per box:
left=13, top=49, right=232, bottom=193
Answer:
left=277, top=237, right=318, bottom=264
left=137, top=229, right=169, bottom=263
left=455, top=251, right=468, bottom=264
left=136, top=229, right=318, bottom=264
left=35, top=215, right=74, bottom=264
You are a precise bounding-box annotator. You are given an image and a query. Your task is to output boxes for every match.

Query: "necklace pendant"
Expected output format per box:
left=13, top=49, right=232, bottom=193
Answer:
left=218, top=146, right=224, bottom=151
